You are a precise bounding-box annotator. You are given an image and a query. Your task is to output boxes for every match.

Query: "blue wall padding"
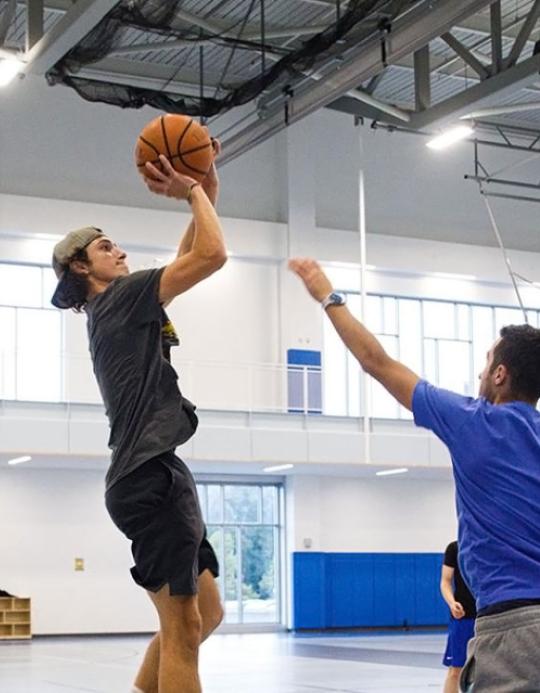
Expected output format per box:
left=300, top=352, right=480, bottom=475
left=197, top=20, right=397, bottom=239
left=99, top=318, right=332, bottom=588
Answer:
left=292, top=552, right=327, bottom=629
left=292, top=552, right=450, bottom=630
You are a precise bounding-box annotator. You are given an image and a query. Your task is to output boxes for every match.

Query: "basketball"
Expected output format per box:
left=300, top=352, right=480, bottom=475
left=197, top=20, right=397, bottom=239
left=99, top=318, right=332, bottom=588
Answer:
left=135, top=114, right=214, bottom=183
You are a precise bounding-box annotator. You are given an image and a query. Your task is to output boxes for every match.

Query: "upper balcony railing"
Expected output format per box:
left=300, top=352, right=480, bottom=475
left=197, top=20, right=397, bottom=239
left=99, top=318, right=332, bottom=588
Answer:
left=0, top=351, right=323, bottom=416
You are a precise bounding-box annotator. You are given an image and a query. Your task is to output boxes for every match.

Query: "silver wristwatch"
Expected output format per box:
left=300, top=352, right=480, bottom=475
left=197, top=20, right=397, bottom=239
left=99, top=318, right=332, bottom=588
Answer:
left=321, top=292, right=347, bottom=310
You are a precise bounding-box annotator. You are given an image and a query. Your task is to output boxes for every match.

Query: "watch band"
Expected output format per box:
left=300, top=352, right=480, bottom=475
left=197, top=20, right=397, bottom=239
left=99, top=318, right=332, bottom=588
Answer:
left=321, top=292, right=346, bottom=310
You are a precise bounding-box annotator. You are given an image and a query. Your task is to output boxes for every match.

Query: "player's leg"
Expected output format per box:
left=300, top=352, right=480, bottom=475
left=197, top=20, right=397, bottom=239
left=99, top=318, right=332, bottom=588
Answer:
left=134, top=570, right=223, bottom=692
left=149, top=586, right=202, bottom=693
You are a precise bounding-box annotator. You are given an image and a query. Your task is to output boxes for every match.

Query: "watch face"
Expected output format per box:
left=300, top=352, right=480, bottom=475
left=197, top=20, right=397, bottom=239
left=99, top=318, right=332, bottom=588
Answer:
left=330, top=292, right=344, bottom=304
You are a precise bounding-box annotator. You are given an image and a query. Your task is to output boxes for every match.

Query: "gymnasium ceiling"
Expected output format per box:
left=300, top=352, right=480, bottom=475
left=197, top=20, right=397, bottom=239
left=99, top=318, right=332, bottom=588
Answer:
left=2, top=0, right=540, bottom=163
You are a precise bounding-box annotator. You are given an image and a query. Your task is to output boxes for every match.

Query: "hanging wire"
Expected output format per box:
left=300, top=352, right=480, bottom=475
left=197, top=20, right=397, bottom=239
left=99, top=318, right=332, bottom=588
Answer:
left=199, top=38, right=205, bottom=125
left=479, top=182, right=529, bottom=323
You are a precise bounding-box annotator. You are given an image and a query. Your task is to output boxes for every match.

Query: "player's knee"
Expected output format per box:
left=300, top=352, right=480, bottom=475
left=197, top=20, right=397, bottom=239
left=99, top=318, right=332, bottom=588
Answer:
left=163, top=610, right=203, bottom=652
left=448, top=666, right=462, bottom=679
left=181, top=611, right=203, bottom=651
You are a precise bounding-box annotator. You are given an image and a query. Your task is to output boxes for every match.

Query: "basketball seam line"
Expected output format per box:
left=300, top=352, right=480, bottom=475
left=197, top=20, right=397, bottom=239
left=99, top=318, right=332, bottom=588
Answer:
left=181, top=142, right=212, bottom=156
left=138, top=135, right=160, bottom=159
left=177, top=119, right=211, bottom=175
left=137, top=153, right=188, bottom=167
left=161, top=115, right=173, bottom=161
left=177, top=117, right=193, bottom=159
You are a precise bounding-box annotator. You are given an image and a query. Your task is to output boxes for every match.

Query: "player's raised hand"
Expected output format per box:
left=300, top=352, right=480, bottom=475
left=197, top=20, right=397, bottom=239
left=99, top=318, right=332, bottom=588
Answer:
left=144, top=155, right=199, bottom=201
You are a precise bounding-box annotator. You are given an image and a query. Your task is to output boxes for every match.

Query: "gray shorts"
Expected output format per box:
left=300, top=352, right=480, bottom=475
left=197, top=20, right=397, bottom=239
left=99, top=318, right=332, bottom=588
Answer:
left=460, top=605, right=540, bottom=692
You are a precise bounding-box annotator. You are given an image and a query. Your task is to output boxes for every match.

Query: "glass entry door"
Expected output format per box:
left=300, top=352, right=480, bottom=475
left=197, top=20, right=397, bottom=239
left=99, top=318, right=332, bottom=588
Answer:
left=197, top=482, right=282, bottom=626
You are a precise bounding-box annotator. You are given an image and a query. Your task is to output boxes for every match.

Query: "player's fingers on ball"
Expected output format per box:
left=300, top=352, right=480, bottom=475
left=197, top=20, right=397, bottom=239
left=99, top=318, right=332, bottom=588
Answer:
left=158, top=155, right=175, bottom=174
left=145, top=162, right=166, bottom=180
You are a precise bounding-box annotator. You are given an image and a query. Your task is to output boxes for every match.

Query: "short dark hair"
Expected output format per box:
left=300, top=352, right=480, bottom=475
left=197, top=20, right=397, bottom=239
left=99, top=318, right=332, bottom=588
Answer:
left=492, top=324, right=540, bottom=401
left=64, top=247, right=91, bottom=313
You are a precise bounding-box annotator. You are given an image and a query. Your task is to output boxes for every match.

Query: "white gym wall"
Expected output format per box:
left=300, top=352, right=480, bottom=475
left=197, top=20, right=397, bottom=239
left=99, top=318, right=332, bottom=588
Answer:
left=1, top=73, right=539, bottom=635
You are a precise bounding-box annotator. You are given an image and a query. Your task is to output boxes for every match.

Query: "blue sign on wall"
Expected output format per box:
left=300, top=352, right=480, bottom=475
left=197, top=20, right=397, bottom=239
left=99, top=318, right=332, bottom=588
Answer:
left=287, top=349, right=322, bottom=414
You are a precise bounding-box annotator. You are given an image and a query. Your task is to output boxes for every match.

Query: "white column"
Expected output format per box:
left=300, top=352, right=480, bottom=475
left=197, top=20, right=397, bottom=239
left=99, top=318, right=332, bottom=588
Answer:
left=358, top=133, right=371, bottom=464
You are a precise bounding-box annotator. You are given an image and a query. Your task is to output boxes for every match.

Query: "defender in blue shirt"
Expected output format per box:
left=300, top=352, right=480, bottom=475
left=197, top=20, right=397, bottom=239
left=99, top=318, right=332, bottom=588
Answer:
left=291, top=257, right=540, bottom=693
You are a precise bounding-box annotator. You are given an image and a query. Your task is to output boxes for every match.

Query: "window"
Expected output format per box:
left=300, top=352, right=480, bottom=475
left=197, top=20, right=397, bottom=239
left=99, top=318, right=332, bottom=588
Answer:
left=322, top=287, right=540, bottom=419
left=0, top=263, right=63, bottom=402
left=196, top=481, right=283, bottom=626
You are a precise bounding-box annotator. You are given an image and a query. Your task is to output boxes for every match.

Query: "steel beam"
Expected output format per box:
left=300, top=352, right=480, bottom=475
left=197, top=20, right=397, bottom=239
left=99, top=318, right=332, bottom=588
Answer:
left=441, top=31, right=489, bottom=79
left=407, top=51, right=540, bottom=129
left=465, top=174, right=540, bottom=191
left=24, top=0, right=120, bottom=75
left=344, top=88, right=410, bottom=122
left=414, top=44, right=430, bottom=111
left=473, top=136, right=540, bottom=154
left=220, top=0, right=495, bottom=164
left=490, top=1, right=502, bottom=74
left=76, top=56, right=224, bottom=93
left=505, top=0, right=540, bottom=68
left=481, top=191, right=540, bottom=203
left=365, top=71, right=385, bottom=94
left=460, top=102, right=540, bottom=119
left=26, top=0, right=43, bottom=52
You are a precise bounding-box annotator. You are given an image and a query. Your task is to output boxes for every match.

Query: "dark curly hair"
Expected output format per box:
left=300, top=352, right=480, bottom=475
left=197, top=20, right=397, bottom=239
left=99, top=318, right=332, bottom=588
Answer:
left=63, top=247, right=91, bottom=313
left=491, top=324, right=540, bottom=402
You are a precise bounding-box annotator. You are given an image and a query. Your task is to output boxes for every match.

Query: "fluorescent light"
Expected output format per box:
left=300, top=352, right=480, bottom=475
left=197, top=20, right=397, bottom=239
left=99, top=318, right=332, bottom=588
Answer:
left=0, top=58, right=24, bottom=87
left=426, top=125, right=474, bottom=151
left=376, top=467, right=409, bottom=477
left=263, top=464, right=294, bottom=473
left=8, top=455, right=32, bottom=466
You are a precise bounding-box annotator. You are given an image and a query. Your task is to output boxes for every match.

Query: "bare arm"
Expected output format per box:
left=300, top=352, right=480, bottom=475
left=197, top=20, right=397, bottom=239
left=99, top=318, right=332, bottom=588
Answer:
left=143, top=155, right=227, bottom=304
left=176, top=138, right=220, bottom=259
left=440, top=565, right=465, bottom=619
left=289, top=258, right=419, bottom=410
left=440, top=565, right=456, bottom=608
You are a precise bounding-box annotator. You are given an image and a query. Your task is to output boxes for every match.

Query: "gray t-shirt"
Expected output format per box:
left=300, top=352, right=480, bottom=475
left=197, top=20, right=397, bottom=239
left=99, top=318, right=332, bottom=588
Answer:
left=85, top=268, right=198, bottom=490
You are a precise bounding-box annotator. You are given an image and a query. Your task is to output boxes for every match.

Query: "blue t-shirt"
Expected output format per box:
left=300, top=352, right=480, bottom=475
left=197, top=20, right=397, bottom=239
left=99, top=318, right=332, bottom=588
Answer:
left=413, top=380, right=540, bottom=611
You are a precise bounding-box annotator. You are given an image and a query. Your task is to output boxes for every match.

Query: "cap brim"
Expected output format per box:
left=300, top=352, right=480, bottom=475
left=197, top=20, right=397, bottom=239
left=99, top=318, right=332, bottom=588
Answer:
left=51, top=271, right=76, bottom=309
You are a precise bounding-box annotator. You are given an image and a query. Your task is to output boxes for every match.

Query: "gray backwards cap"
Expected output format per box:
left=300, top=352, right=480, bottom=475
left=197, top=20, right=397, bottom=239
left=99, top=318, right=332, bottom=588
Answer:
left=51, top=227, right=103, bottom=309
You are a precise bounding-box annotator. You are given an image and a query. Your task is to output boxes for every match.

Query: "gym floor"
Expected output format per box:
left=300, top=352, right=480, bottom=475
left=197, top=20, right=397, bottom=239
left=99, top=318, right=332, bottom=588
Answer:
left=1, top=631, right=448, bottom=692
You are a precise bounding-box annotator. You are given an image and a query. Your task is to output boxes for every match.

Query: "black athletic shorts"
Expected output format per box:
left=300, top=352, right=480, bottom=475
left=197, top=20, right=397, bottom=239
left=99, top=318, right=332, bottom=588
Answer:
left=105, top=450, right=219, bottom=596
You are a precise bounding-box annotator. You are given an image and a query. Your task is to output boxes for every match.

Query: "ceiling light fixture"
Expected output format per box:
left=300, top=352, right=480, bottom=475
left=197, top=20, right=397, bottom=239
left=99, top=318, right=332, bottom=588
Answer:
left=8, top=455, right=32, bottom=466
left=0, top=58, right=24, bottom=87
left=376, top=467, right=409, bottom=477
left=426, top=125, right=474, bottom=151
left=263, top=464, right=294, bottom=473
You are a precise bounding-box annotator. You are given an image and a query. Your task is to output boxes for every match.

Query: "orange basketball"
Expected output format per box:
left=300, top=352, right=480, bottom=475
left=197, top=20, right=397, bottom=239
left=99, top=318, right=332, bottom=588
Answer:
left=135, top=114, right=214, bottom=183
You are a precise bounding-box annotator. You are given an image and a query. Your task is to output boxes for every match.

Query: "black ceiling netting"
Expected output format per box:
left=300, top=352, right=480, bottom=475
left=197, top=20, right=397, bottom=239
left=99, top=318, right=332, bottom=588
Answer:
left=46, top=0, right=410, bottom=117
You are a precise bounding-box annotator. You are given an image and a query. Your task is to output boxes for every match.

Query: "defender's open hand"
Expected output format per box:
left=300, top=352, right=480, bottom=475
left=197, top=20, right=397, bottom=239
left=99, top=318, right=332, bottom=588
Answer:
left=289, top=258, right=334, bottom=303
